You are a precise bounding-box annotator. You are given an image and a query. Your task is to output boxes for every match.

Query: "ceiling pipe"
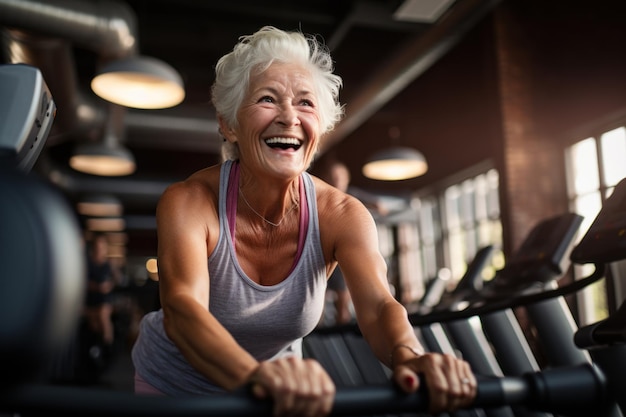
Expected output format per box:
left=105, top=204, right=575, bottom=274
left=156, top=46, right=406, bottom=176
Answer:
left=124, top=110, right=223, bottom=153
left=320, top=0, right=504, bottom=153
left=47, top=162, right=171, bottom=205
left=0, top=0, right=138, bottom=145
left=0, top=0, right=138, bottom=59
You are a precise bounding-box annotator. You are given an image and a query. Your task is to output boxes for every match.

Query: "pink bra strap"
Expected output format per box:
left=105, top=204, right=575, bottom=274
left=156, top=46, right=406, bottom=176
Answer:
left=292, top=175, right=307, bottom=272
left=226, top=161, right=240, bottom=240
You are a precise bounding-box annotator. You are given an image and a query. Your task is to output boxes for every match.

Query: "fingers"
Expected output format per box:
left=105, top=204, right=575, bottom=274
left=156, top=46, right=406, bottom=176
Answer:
left=252, top=353, right=475, bottom=416
left=456, top=357, right=477, bottom=407
left=441, top=354, right=476, bottom=411
left=394, top=353, right=476, bottom=415
left=250, top=357, right=335, bottom=417
left=393, top=366, right=419, bottom=392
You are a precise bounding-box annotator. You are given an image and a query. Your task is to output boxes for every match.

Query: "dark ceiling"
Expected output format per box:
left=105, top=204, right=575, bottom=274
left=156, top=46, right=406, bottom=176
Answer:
left=0, top=0, right=502, bottom=259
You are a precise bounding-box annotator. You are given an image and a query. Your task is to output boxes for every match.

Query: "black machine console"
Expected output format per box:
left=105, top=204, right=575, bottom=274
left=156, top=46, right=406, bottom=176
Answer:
left=0, top=63, right=56, bottom=172
left=570, top=177, right=626, bottom=265
left=485, top=212, right=583, bottom=296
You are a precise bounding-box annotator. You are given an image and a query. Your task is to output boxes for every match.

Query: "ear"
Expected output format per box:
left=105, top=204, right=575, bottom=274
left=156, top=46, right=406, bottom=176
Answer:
left=218, top=115, right=237, bottom=143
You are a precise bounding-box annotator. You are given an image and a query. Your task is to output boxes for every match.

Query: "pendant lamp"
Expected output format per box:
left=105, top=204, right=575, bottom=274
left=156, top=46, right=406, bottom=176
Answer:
left=85, top=216, right=126, bottom=232
left=362, top=146, right=428, bottom=181
left=77, top=194, right=123, bottom=217
left=70, top=141, right=135, bottom=176
left=363, top=126, right=428, bottom=181
left=70, top=105, right=136, bottom=176
left=91, top=55, right=185, bottom=109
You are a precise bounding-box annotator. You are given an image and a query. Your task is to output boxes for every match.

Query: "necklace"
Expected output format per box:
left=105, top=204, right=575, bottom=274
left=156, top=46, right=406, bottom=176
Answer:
left=239, top=187, right=298, bottom=227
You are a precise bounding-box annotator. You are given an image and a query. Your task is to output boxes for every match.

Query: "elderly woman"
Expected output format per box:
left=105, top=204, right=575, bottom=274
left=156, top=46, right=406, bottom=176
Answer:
left=131, top=26, right=476, bottom=416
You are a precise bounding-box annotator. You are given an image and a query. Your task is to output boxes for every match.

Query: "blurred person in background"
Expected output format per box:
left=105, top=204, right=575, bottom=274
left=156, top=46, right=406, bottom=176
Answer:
left=84, top=233, right=120, bottom=347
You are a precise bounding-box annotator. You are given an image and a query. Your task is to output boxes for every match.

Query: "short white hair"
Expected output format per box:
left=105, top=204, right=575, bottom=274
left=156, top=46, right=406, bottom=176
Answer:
left=211, top=26, right=344, bottom=160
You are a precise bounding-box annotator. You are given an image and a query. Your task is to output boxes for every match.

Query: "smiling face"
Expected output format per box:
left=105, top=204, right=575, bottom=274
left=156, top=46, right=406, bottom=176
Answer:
left=220, top=61, right=321, bottom=180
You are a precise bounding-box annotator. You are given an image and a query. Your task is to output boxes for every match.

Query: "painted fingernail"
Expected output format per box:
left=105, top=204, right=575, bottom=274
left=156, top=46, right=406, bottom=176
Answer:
left=404, top=375, right=415, bottom=387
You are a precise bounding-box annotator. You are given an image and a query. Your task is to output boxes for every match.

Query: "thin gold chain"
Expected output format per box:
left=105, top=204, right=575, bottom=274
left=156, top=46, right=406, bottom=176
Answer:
left=238, top=187, right=298, bottom=227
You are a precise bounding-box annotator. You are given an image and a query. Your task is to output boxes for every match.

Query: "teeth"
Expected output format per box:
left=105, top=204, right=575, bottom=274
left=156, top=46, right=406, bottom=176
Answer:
left=265, top=137, right=301, bottom=146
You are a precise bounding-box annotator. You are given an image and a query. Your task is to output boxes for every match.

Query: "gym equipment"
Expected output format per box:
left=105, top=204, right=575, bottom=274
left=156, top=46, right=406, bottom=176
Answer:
left=0, top=64, right=85, bottom=387
left=570, top=177, right=626, bottom=415
left=0, top=364, right=609, bottom=417
left=575, top=300, right=626, bottom=414
left=304, top=205, right=622, bottom=417
left=418, top=246, right=509, bottom=417
left=306, top=246, right=497, bottom=387
left=0, top=168, right=86, bottom=386
left=0, top=63, right=56, bottom=172
left=483, top=213, right=589, bottom=369
left=0, top=63, right=623, bottom=417
left=425, top=215, right=584, bottom=417
left=439, top=213, right=586, bottom=417
left=433, top=245, right=495, bottom=313
left=569, top=179, right=626, bottom=265
left=436, top=213, right=586, bottom=370
left=307, top=216, right=586, bottom=417
left=411, top=178, right=626, bottom=417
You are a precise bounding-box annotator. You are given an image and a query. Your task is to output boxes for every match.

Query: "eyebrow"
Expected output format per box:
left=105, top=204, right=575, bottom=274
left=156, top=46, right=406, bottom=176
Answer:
left=255, top=86, right=316, bottom=99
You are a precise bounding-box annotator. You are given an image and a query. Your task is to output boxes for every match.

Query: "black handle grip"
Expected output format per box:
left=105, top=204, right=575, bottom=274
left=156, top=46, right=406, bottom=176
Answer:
left=0, top=364, right=607, bottom=417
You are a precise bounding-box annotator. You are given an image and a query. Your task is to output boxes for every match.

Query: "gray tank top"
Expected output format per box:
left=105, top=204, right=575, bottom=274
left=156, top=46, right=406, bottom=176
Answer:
left=131, top=160, right=327, bottom=396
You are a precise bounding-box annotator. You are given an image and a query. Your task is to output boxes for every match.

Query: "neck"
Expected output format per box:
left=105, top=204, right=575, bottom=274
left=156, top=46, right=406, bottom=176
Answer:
left=238, top=174, right=299, bottom=227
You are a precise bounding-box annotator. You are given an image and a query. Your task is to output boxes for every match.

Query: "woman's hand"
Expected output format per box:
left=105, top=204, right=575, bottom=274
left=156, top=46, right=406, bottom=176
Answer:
left=249, top=357, right=335, bottom=417
left=393, top=353, right=476, bottom=415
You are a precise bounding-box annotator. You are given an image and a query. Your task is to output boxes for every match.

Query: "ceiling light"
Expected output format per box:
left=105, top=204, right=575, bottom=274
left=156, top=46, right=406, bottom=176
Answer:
left=362, top=146, right=428, bottom=181
left=70, top=141, right=136, bottom=176
left=70, top=107, right=136, bottom=176
left=393, top=0, right=456, bottom=23
left=85, top=217, right=126, bottom=232
left=77, top=194, right=123, bottom=217
left=145, top=258, right=158, bottom=274
left=91, top=56, right=185, bottom=109
left=145, top=258, right=159, bottom=281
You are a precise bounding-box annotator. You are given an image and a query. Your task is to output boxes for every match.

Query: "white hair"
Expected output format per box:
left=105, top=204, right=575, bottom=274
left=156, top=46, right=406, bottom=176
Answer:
left=211, top=26, right=344, bottom=160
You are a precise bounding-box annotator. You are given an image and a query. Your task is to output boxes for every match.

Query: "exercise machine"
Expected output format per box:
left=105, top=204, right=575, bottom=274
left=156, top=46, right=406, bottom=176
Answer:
left=0, top=63, right=623, bottom=417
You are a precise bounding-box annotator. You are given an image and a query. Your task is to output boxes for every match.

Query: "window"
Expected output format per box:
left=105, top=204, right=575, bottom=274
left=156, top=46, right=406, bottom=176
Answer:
left=566, top=126, right=626, bottom=325
left=441, top=170, right=503, bottom=282
left=392, top=164, right=504, bottom=310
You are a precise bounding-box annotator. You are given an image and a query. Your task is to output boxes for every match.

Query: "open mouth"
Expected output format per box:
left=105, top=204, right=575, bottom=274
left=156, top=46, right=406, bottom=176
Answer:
left=265, top=137, right=302, bottom=151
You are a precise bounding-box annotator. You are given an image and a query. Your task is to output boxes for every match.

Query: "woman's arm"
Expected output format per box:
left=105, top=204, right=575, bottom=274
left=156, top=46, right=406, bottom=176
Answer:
left=156, top=180, right=258, bottom=390
left=328, top=196, right=419, bottom=362
left=330, top=194, right=476, bottom=414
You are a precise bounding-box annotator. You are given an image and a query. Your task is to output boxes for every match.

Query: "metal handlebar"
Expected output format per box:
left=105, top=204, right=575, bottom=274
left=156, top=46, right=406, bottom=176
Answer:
left=0, top=364, right=609, bottom=417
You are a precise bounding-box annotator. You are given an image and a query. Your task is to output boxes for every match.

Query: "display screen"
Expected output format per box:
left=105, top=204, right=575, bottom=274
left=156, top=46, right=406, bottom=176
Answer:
left=570, top=178, right=626, bottom=264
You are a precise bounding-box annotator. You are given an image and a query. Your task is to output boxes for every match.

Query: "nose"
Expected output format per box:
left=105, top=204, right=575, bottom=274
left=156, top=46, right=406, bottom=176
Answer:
left=276, top=103, right=300, bottom=126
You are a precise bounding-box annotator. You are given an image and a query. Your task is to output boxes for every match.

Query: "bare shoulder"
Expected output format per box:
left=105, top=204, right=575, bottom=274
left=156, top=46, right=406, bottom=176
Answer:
left=313, top=176, right=371, bottom=220
left=157, top=165, right=221, bottom=217
left=314, top=176, right=376, bottom=252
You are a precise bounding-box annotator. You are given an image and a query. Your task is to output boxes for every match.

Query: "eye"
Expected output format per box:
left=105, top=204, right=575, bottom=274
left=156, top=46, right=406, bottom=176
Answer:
left=300, top=98, right=314, bottom=107
left=259, top=95, right=275, bottom=103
